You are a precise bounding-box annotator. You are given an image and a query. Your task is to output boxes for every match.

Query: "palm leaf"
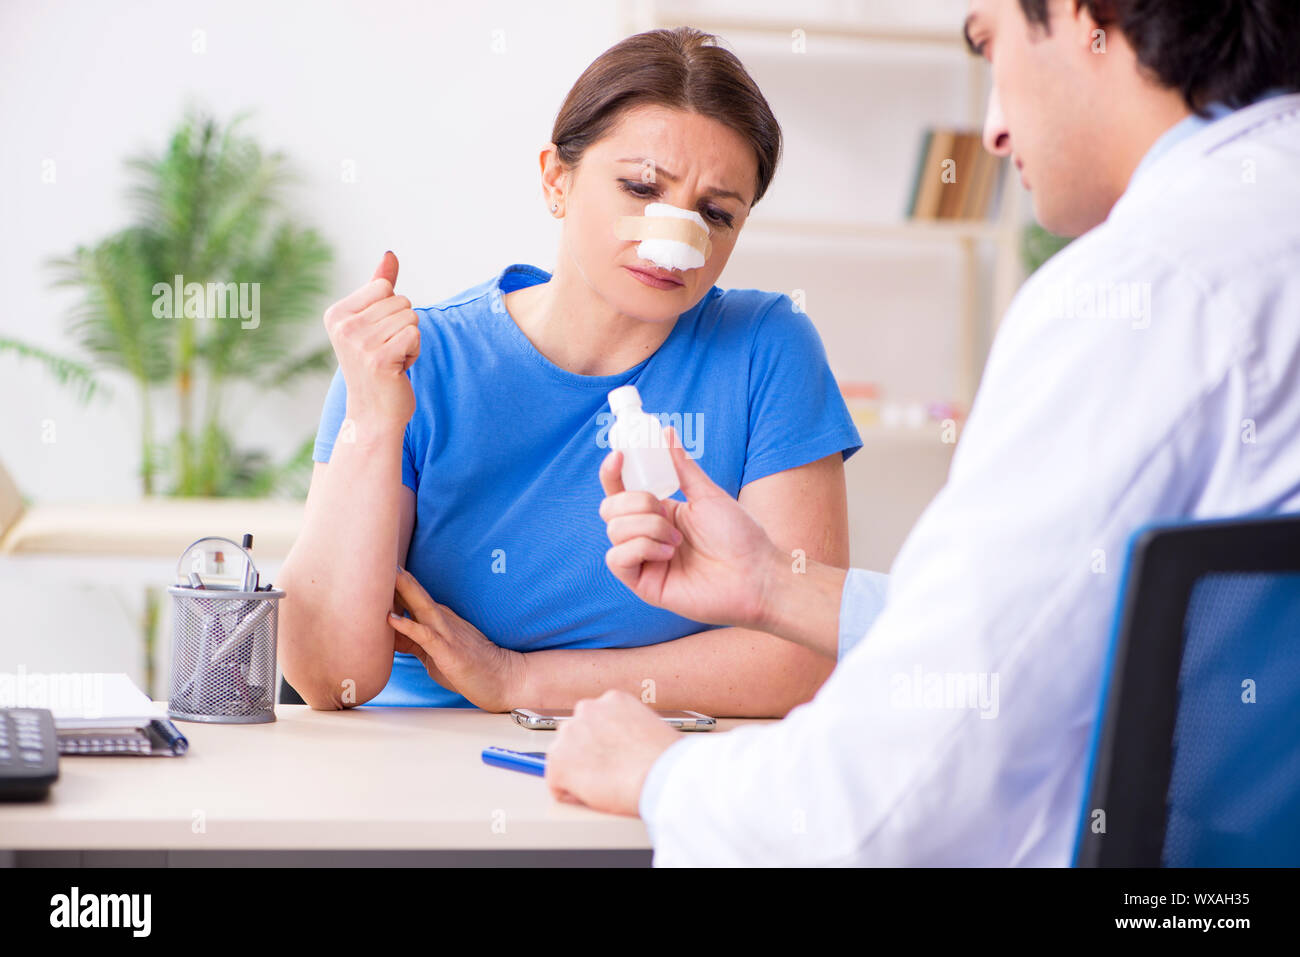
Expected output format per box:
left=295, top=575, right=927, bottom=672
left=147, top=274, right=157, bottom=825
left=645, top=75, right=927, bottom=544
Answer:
left=259, top=343, right=337, bottom=387
left=46, top=229, right=174, bottom=384
left=0, top=337, right=105, bottom=403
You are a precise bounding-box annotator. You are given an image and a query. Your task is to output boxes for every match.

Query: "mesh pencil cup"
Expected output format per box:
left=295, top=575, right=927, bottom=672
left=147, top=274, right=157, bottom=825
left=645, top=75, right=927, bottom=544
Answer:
left=167, top=535, right=284, bottom=724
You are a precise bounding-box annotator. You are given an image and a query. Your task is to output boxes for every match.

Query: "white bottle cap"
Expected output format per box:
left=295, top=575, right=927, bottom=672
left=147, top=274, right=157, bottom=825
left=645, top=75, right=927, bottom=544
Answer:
left=608, top=384, right=643, bottom=416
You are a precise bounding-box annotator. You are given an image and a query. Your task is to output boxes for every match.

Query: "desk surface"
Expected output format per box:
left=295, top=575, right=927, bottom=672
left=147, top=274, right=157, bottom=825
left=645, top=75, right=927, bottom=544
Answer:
left=0, top=704, right=767, bottom=851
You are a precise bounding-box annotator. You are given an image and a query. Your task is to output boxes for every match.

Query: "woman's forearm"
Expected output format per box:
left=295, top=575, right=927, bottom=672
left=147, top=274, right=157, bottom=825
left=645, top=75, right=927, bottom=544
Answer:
left=278, top=413, right=406, bottom=709
left=516, top=625, right=836, bottom=718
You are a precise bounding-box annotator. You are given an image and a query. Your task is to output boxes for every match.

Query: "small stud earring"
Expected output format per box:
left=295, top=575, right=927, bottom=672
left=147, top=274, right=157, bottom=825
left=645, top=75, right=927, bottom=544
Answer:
left=551, top=203, right=558, bottom=212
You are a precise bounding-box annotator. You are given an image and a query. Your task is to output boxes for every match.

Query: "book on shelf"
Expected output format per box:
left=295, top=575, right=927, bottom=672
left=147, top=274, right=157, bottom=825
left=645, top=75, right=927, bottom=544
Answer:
left=906, top=127, right=1004, bottom=222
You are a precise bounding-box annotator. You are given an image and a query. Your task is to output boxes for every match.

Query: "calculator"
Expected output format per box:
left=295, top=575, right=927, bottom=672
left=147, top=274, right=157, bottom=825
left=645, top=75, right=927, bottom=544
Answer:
left=0, top=708, right=60, bottom=801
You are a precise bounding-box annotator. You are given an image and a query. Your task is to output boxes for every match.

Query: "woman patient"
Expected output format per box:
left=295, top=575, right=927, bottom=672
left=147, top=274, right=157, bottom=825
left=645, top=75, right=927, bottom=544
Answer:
left=278, top=26, right=862, bottom=717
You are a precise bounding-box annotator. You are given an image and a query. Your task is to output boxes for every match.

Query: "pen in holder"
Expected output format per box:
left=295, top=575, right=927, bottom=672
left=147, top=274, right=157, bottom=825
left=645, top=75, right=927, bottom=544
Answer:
left=167, top=534, right=284, bottom=724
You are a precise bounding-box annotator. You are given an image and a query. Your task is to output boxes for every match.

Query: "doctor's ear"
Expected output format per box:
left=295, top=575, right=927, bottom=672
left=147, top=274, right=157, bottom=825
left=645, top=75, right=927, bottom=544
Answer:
left=1067, top=0, right=1112, bottom=54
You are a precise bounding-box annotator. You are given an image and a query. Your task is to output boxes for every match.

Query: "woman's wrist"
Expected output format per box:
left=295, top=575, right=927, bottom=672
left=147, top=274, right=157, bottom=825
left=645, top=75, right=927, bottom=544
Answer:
left=503, top=648, right=536, bottom=711
left=340, top=404, right=408, bottom=448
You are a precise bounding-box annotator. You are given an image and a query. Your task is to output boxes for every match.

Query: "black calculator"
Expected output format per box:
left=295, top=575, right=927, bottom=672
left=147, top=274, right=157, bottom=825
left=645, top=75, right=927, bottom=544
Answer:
left=0, top=708, right=60, bottom=801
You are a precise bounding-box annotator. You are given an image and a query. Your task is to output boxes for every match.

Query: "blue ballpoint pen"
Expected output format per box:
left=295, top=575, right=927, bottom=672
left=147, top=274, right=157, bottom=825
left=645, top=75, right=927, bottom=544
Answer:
left=481, top=747, right=547, bottom=777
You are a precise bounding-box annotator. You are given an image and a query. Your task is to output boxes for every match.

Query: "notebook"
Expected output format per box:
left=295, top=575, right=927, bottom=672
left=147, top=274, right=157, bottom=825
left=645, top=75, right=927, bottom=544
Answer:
left=1, top=671, right=188, bottom=756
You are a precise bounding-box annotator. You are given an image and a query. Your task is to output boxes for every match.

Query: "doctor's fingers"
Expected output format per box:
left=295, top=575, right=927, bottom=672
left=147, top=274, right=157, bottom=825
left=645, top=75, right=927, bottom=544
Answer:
left=605, top=538, right=675, bottom=581
left=598, top=450, right=626, bottom=496
left=598, top=488, right=666, bottom=523
left=545, top=761, right=590, bottom=805
left=604, top=513, right=682, bottom=549
left=547, top=722, right=592, bottom=799
left=544, top=756, right=585, bottom=804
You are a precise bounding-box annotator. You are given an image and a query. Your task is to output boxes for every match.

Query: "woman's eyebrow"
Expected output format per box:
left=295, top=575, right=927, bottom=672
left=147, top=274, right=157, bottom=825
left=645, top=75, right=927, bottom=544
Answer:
left=616, top=157, right=747, bottom=204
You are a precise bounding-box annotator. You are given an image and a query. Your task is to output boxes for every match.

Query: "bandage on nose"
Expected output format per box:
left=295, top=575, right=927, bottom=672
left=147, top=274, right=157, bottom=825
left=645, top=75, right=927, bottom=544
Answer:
left=614, top=202, right=712, bottom=271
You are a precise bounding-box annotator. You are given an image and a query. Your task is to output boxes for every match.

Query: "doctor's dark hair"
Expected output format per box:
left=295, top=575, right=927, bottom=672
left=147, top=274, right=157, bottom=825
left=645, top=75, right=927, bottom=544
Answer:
left=550, top=26, right=782, bottom=207
left=1014, top=0, right=1300, bottom=113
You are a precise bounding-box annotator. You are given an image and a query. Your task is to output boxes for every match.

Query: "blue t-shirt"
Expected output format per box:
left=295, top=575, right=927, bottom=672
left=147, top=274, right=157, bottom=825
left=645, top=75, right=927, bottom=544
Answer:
left=312, top=263, right=861, bottom=707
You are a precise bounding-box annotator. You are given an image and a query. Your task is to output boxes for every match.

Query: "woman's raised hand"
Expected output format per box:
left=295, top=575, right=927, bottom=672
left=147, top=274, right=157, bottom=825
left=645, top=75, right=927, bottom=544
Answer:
left=323, top=251, right=421, bottom=428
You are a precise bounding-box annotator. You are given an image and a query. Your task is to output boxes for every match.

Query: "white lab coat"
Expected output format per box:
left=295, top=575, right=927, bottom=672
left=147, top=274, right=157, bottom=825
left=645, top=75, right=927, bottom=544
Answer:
left=640, top=93, right=1300, bottom=865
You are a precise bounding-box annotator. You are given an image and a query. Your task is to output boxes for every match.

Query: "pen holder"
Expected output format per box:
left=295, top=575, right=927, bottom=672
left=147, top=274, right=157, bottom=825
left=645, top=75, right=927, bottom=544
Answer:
left=166, top=536, right=284, bottom=724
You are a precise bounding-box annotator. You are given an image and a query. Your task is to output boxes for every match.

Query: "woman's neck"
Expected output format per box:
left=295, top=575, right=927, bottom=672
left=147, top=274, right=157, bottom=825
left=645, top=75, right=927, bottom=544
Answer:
left=504, top=260, right=678, bottom=377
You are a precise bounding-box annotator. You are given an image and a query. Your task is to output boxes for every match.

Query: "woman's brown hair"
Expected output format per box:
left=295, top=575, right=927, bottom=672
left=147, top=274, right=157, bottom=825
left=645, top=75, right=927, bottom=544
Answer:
left=551, top=26, right=782, bottom=207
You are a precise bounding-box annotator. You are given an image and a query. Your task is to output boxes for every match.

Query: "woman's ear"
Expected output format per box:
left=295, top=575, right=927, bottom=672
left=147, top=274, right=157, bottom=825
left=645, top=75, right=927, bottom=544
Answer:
left=540, top=144, right=568, bottom=215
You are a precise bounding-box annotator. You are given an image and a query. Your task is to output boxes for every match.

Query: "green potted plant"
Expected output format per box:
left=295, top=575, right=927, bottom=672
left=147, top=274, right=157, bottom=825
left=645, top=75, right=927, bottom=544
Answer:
left=2, top=106, right=334, bottom=497
left=1020, top=221, right=1074, bottom=275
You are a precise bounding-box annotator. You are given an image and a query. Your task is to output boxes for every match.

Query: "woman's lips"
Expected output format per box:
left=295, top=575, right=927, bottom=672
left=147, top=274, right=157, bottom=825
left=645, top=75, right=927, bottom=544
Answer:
left=625, top=265, right=684, bottom=290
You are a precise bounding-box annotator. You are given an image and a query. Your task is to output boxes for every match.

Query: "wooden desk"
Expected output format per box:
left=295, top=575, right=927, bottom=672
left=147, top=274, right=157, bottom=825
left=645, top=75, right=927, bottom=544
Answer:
left=0, top=704, right=768, bottom=867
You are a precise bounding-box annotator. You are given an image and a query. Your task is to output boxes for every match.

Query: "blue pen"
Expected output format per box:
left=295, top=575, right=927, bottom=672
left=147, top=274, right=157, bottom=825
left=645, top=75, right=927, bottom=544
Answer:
left=482, top=747, right=547, bottom=777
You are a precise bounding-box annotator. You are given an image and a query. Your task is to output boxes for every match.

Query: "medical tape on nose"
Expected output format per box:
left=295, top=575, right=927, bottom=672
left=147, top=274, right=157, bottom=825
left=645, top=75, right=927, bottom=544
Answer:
left=614, top=203, right=713, bottom=270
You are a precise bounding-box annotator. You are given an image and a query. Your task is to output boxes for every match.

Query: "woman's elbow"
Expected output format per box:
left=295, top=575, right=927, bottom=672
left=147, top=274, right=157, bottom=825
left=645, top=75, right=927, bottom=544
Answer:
left=278, top=617, right=392, bottom=711
left=768, top=645, right=836, bottom=716
left=287, top=662, right=391, bottom=711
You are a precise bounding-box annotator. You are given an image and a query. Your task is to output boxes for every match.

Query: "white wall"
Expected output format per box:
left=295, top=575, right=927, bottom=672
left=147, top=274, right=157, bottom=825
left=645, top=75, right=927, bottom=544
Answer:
left=0, top=0, right=996, bottom=689
left=0, top=0, right=630, bottom=503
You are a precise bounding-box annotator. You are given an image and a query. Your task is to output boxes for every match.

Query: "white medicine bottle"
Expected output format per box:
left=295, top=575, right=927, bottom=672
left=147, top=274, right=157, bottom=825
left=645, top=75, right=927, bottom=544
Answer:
left=607, top=385, right=680, bottom=499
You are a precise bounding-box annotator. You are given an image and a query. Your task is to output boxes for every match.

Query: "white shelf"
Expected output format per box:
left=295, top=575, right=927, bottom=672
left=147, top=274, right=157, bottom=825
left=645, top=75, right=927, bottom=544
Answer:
left=638, top=8, right=969, bottom=49
left=855, top=423, right=962, bottom=445
left=745, top=216, right=1008, bottom=244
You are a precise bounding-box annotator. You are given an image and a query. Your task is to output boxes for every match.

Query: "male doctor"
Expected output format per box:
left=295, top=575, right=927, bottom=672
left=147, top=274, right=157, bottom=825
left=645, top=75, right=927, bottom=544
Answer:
left=545, top=0, right=1300, bottom=865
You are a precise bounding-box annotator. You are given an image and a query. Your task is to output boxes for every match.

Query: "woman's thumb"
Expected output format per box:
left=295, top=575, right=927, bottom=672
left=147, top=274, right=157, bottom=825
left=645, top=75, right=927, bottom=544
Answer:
left=372, top=250, right=399, bottom=288
left=664, top=426, right=719, bottom=501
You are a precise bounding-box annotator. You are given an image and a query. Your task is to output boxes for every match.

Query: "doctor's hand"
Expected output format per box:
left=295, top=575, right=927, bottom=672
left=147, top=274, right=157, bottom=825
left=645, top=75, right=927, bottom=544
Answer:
left=388, top=567, right=529, bottom=713
left=323, top=251, right=421, bottom=429
left=546, top=690, right=680, bottom=816
left=599, top=427, right=782, bottom=632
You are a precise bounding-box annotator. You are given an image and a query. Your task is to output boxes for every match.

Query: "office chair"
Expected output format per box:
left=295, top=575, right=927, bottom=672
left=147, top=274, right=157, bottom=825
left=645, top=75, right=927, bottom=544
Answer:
left=279, top=676, right=306, bottom=705
left=1073, top=513, right=1300, bottom=866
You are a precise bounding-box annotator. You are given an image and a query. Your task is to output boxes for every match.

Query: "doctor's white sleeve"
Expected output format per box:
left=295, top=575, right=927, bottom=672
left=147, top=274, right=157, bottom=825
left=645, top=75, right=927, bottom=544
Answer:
left=635, top=230, right=1265, bottom=866
left=639, top=566, right=891, bottom=826
left=837, top=568, right=890, bottom=659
